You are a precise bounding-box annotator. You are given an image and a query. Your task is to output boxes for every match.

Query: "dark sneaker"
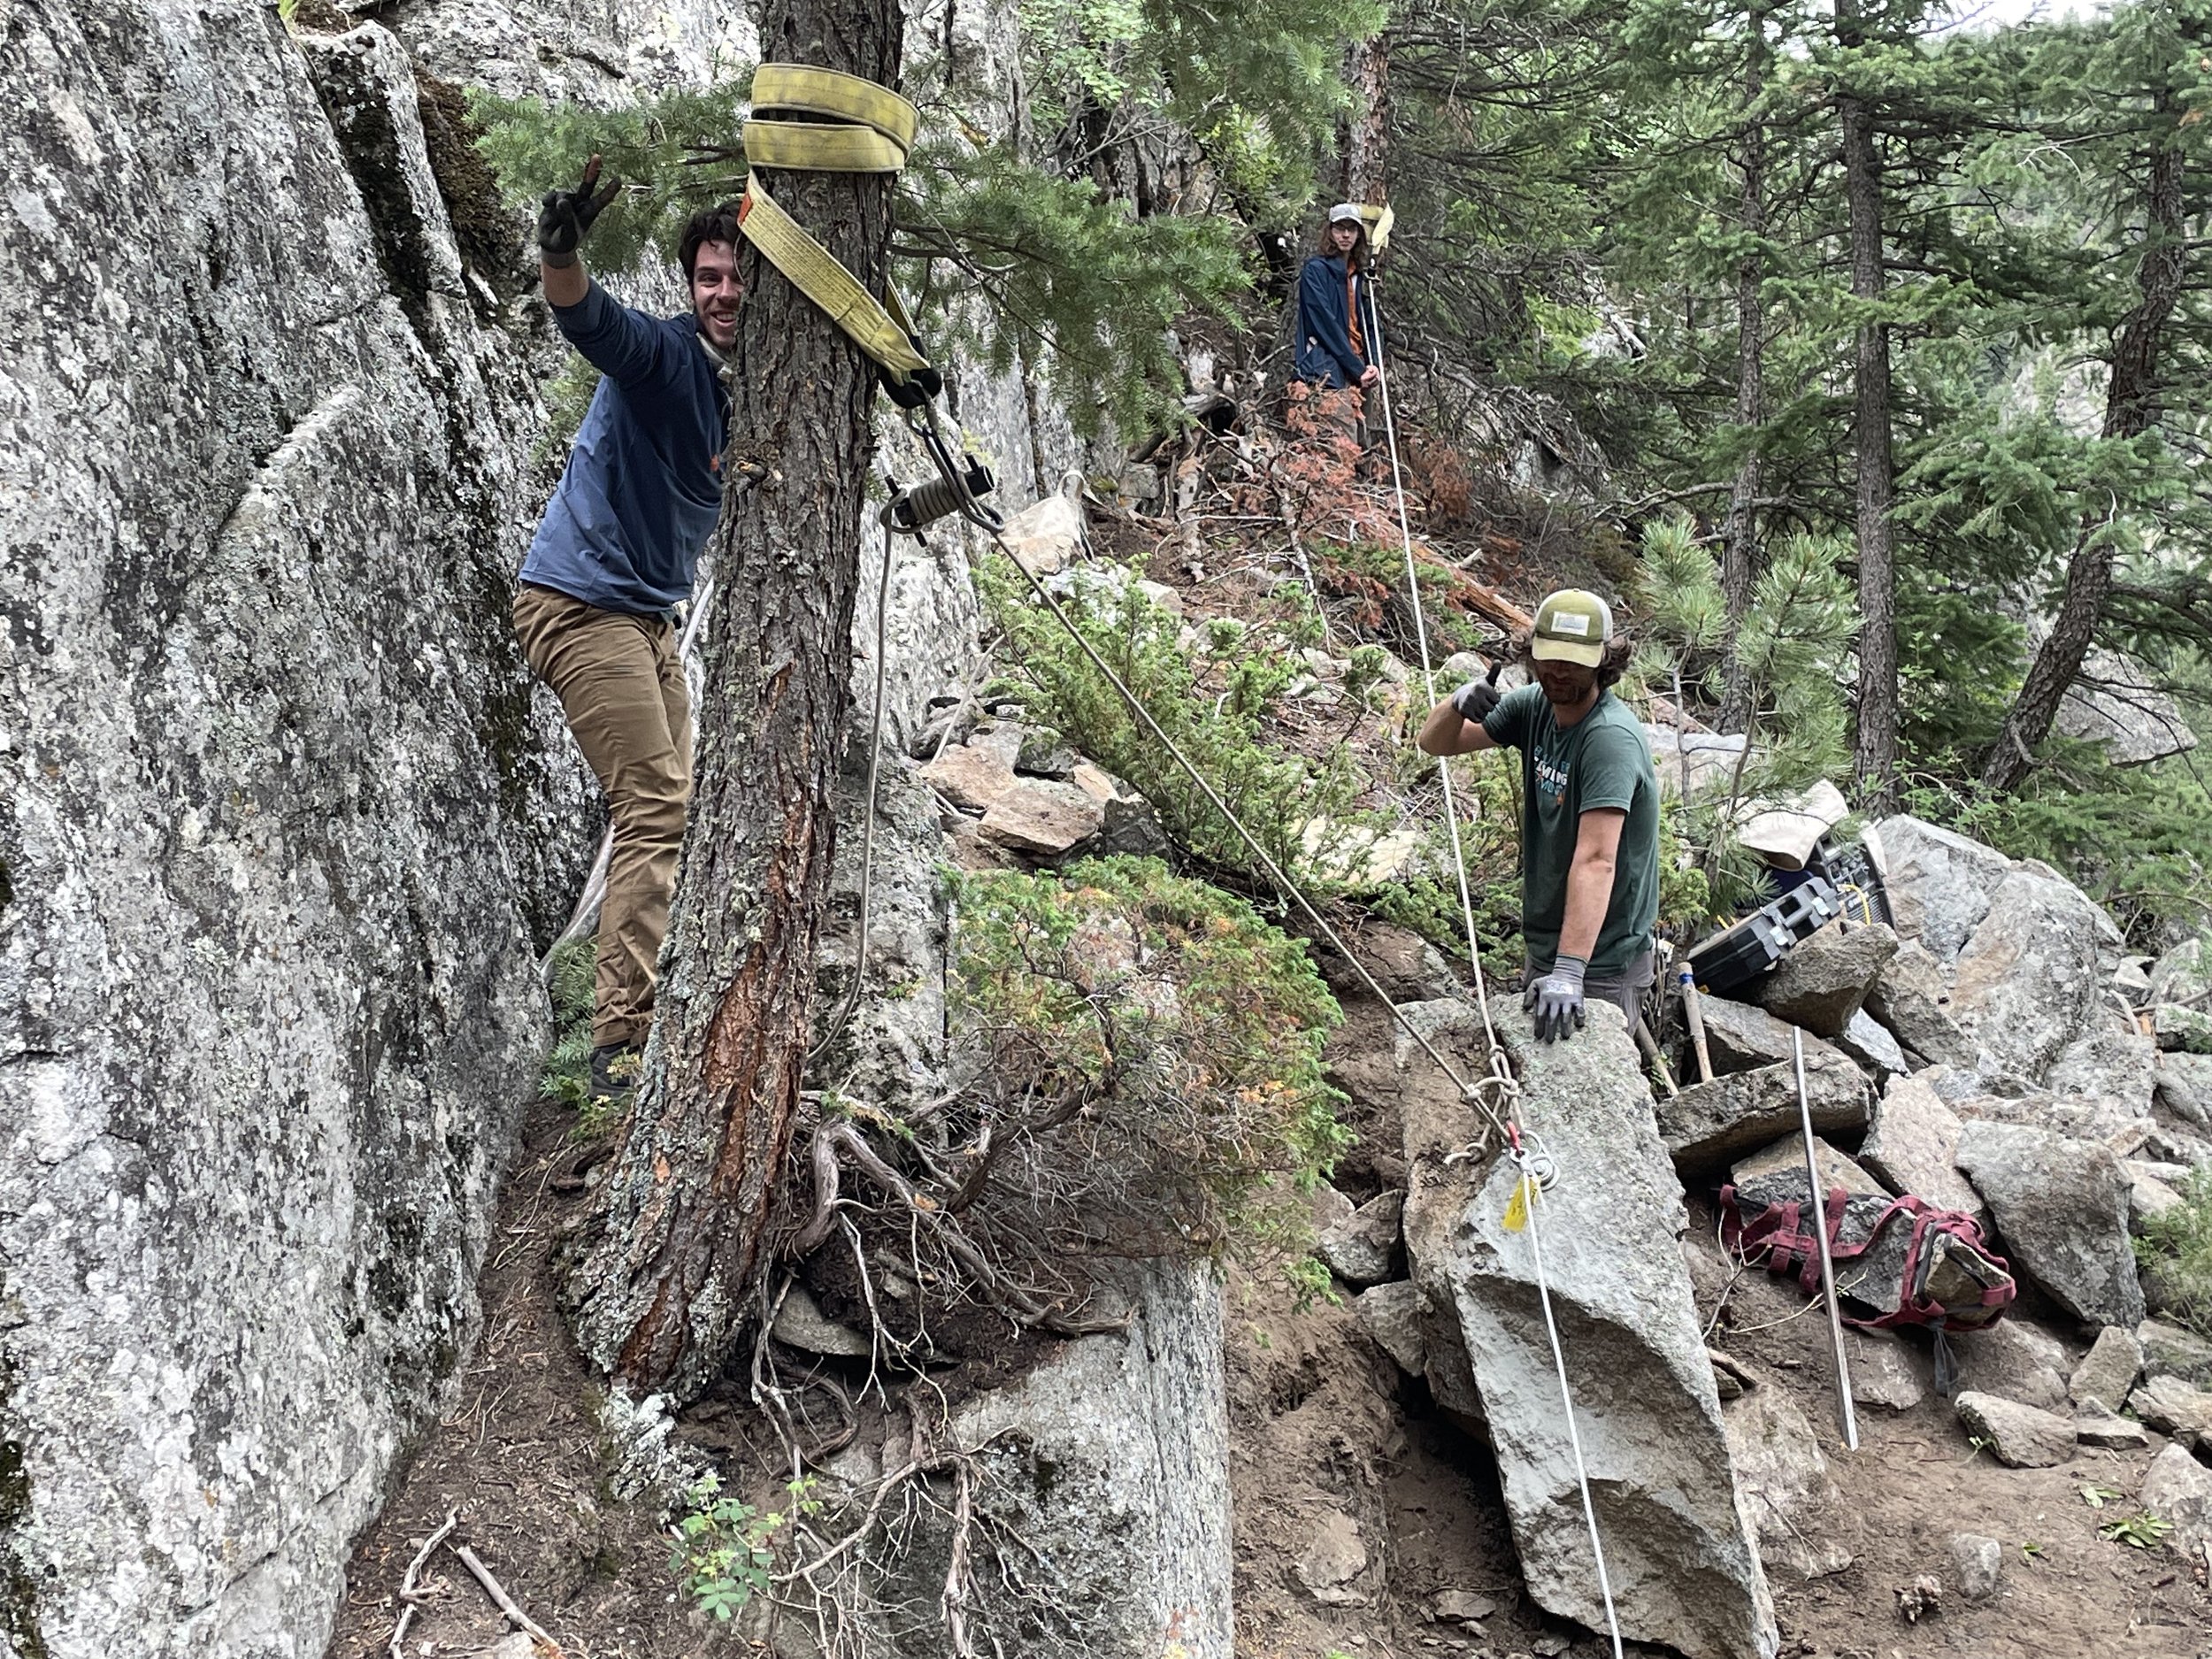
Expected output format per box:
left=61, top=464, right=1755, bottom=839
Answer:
left=587, top=1041, right=642, bottom=1110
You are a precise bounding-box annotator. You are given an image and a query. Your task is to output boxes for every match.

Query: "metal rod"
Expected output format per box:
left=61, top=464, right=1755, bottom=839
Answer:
left=1678, top=967, right=1714, bottom=1084
left=1794, top=1025, right=1860, bottom=1451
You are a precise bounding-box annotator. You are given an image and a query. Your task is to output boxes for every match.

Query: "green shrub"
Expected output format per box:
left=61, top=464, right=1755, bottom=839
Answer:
left=979, top=554, right=1367, bottom=886
left=667, top=1473, right=818, bottom=1621
left=948, top=856, right=1348, bottom=1261
left=2133, top=1167, right=2212, bottom=1338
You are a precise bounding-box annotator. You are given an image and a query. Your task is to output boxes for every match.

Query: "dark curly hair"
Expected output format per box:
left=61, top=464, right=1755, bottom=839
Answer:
left=680, top=201, right=745, bottom=280
left=1509, top=626, right=1635, bottom=690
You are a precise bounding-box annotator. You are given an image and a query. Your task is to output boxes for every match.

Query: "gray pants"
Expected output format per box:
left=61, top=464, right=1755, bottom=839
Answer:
left=1526, top=950, right=1656, bottom=1031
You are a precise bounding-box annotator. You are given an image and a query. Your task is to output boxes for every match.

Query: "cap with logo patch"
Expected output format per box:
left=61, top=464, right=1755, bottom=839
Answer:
left=1529, top=588, right=1613, bottom=668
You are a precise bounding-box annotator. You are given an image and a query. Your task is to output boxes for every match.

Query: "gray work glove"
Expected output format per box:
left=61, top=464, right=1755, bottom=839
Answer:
left=1452, top=670, right=1500, bottom=725
left=537, top=155, right=620, bottom=267
left=1524, top=955, right=1587, bottom=1043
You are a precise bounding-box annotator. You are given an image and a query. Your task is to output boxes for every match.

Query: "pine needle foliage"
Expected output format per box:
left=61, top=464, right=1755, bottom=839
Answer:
left=1633, top=516, right=1855, bottom=913
left=468, top=79, right=1250, bottom=436
left=541, top=938, right=596, bottom=1111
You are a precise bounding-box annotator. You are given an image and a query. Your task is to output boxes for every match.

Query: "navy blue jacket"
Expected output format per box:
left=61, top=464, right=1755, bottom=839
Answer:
left=1294, top=253, right=1379, bottom=388
left=519, top=281, right=731, bottom=616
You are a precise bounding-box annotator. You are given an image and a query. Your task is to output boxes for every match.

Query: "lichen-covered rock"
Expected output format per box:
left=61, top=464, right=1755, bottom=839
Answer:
left=2139, top=1318, right=2212, bottom=1386
left=1859, top=1071, right=1988, bottom=1228
left=1948, top=867, right=2123, bottom=1087
left=1869, top=816, right=2014, bottom=964
left=0, top=5, right=608, bottom=1654
left=1954, top=1123, right=2145, bottom=1329
left=1861, top=939, right=1970, bottom=1068
left=1401, top=1002, right=1779, bottom=1659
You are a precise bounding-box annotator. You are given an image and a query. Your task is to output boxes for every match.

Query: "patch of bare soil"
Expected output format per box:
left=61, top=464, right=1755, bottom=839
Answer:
left=1694, top=1211, right=2212, bottom=1659
left=326, top=1102, right=707, bottom=1659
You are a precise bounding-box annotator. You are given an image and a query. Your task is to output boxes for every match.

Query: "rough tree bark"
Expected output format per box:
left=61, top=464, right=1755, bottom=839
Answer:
left=569, top=0, right=901, bottom=1399
left=1717, top=4, right=1768, bottom=734
left=1838, top=1, right=1900, bottom=807
left=1339, top=29, right=1390, bottom=205
left=1982, top=95, right=2185, bottom=794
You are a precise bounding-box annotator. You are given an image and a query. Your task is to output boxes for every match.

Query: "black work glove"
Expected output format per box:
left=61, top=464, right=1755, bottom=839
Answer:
left=1524, top=955, right=1587, bottom=1043
left=1452, top=663, right=1502, bottom=725
left=537, top=155, right=620, bottom=267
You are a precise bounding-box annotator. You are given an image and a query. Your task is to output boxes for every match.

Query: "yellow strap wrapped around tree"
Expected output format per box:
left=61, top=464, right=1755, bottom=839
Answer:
left=737, top=63, right=928, bottom=380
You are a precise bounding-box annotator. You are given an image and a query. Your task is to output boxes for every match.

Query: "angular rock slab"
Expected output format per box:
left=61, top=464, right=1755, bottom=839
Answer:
left=2139, top=1318, right=2212, bottom=1387
left=1868, top=816, right=2016, bottom=963
left=1955, top=1391, right=2077, bottom=1468
left=2069, top=1325, right=2144, bottom=1416
left=1860, top=1071, right=1988, bottom=1228
left=2139, top=1442, right=2212, bottom=1556
left=1693, top=995, right=1838, bottom=1076
left=1751, top=922, right=1897, bottom=1038
left=1954, top=1121, right=2146, bottom=1328
left=1403, top=1002, right=1778, bottom=1659
left=1862, top=939, right=1971, bottom=1069
left=1655, top=1047, right=1870, bottom=1172
left=1720, top=1384, right=1852, bottom=1581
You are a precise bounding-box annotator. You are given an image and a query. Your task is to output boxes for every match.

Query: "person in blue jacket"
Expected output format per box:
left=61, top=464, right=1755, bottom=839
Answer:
left=509, top=155, right=741, bottom=1107
left=1294, top=203, right=1382, bottom=393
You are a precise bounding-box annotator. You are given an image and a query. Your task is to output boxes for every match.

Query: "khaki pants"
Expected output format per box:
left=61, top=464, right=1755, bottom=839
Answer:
left=513, top=583, right=692, bottom=1049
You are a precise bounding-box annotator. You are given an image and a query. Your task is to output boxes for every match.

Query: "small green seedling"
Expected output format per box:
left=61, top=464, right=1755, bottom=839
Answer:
left=2078, top=1484, right=2125, bottom=1509
left=2017, top=1540, right=2046, bottom=1564
left=2098, top=1511, right=2172, bottom=1549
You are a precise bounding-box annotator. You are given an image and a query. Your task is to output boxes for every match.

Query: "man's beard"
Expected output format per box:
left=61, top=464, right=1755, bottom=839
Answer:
left=1540, top=674, right=1594, bottom=707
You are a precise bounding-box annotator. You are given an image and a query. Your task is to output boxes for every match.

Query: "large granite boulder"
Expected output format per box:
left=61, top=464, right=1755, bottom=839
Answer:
left=1858, top=1071, right=1988, bottom=1227
left=1947, top=866, right=2123, bottom=1087
left=2139, top=1443, right=2212, bottom=1557
left=1719, top=1384, right=1851, bottom=1581
left=1400, top=1002, right=1778, bottom=1659
left=1954, top=1123, right=2146, bottom=1328
left=1860, top=940, right=1970, bottom=1068
left=1869, top=816, right=2013, bottom=964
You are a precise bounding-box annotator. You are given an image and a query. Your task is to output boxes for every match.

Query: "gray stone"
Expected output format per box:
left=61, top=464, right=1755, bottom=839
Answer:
left=977, top=776, right=1106, bottom=856
left=772, top=1286, right=875, bottom=1358
left=1353, top=1279, right=1486, bottom=1425
left=1318, top=1190, right=1404, bottom=1287
left=1955, top=1392, right=2078, bottom=1468
left=1844, top=1327, right=1926, bottom=1411
left=1860, top=1072, right=1989, bottom=1226
left=2125, top=1163, right=2187, bottom=1233
left=2054, top=644, right=2199, bottom=764
left=1693, top=995, right=1839, bottom=1076
left=1949, top=866, right=2121, bottom=1087
left=2149, top=937, right=2212, bottom=1010
left=2070, top=1325, right=2144, bottom=1414
left=1868, top=816, right=2015, bottom=964
left=1294, top=1511, right=1371, bottom=1606
left=2155, top=1003, right=2212, bottom=1055
left=1401, top=1002, right=1778, bottom=1659
left=2139, top=1442, right=2212, bottom=1555
left=1863, top=941, right=1972, bottom=1067
left=2129, top=1374, right=2212, bottom=1448
left=1954, top=1121, right=2146, bottom=1328
left=2048, top=1028, right=2160, bottom=1112
left=2073, top=1408, right=2152, bottom=1450
left=1721, top=1384, right=1852, bottom=1580
left=1950, top=1319, right=2072, bottom=1414
left=1947, top=1532, right=2003, bottom=1603
left=1430, top=1589, right=1500, bottom=1624
left=949, top=1262, right=1231, bottom=1651
left=1655, top=1048, right=1870, bottom=1172
left=1834, top=1008, right=1909, bottom=1082
left=2140, top=1318, right=2212, bottom=1386
left=2154, top=1053, right=2212, bottom=1127
left=1750, top=922, right=1898, bottom=1037
left=995, top=488, right=1086, bottom=577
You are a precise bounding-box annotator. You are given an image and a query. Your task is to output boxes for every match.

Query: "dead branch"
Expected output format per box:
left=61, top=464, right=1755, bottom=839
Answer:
left=387, top=1509, right=458, bottom=1659
left=451, top=1543, right=565, bottom=1656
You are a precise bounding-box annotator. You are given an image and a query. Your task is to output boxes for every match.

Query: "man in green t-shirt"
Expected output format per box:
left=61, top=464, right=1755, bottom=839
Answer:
left=1417, top=589, right=1661, bottom=1042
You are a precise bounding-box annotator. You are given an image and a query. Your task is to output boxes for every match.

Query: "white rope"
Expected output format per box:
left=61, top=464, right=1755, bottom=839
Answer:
left=1370, top=282, right=1624, bottom=1658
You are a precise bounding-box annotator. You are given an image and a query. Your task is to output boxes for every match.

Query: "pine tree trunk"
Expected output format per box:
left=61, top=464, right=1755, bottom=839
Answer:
left=1717, top=7, right=1768, bottom=734
left=1982, top=98, right=2185, bottom=795
left=568, top=0, right=902, bottom=1399
left=1340, top=30, right=1390, bottom=205
left=1838, top=3, right=1899, bottom=807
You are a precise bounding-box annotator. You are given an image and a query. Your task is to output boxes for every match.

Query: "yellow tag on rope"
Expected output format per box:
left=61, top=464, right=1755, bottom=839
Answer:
left=1502, top=1173, right=1539, bottom=1233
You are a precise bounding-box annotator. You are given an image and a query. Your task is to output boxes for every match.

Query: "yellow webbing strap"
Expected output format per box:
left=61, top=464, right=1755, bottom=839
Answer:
left=736, top=63, right=928, bottom=380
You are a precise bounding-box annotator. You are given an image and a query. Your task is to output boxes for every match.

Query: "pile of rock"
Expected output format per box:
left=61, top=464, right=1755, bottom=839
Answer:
left=1308, top=811, right=2212, bottom=1653
left=917, top=716, right=1166, bottom=865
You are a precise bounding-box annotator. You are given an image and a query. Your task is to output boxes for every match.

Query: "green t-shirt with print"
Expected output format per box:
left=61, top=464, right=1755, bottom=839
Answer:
left=1480, top=683, right=1660, bottom=977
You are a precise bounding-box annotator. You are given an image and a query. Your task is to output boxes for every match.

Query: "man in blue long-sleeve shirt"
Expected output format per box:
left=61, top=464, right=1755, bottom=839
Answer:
left=511, top=157, right=740, bottom=1104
